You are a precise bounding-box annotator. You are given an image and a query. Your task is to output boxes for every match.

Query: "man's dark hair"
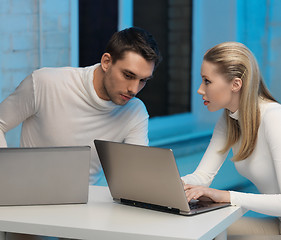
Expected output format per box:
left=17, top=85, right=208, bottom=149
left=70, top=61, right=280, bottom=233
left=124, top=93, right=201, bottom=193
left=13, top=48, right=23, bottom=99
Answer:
left=105, top=27, right=162, bottom=69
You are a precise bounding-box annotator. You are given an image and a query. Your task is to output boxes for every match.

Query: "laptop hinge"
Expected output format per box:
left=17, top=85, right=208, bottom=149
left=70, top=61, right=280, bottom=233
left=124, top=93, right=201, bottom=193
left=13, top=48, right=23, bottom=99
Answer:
left=119, top=198, right=180, bottom=214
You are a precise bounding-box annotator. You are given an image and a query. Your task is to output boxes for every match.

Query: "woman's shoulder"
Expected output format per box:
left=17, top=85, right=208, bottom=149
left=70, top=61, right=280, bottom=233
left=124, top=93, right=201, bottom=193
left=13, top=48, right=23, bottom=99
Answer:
left=260, top=100, right=281, bottom=121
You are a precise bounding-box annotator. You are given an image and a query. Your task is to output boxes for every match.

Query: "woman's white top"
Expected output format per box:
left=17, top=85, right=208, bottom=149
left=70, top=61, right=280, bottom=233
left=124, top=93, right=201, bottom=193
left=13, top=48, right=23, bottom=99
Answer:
left=182, top=100, right=281, bottom=217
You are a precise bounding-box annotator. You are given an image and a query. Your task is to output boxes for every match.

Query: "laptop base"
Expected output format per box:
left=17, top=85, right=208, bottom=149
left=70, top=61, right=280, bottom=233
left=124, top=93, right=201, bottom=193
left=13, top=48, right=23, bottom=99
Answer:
left=115, top=198, right=181, bottom=215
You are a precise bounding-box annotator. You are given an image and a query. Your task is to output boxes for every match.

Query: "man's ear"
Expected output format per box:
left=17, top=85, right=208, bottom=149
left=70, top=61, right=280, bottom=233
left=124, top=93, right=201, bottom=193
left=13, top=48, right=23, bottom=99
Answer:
left=232, top=77, right=242, bottom=93
left=100, top=53, right=112, bottom=72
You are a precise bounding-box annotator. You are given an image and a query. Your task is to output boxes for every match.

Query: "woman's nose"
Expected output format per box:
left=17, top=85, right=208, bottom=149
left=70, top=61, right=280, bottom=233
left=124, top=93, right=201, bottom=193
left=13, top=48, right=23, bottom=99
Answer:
left=197, top=83, right=205, bottom=95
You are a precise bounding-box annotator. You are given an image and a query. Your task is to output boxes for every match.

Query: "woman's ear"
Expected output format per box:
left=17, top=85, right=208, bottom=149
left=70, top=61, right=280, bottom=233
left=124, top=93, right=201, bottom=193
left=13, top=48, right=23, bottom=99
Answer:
left=232, top=78, right=242, bottom=93
left=100, top=53, right=112, bottom=72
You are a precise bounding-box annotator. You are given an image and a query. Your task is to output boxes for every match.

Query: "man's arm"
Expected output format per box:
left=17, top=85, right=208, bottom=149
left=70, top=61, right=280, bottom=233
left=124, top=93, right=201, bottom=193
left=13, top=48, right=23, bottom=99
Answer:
left=123, top=98, right=149, bottom=146
left=0, top=131, right=7, bottom=147
left=124, top=117, right=149, bottom=146
left=0, top=74, right=36, bottom=147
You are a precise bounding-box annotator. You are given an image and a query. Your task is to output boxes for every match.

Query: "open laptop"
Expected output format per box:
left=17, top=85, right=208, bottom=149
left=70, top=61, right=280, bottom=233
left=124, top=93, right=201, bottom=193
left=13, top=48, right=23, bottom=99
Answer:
left=0, top=146, right=91, bottom=206
left=94, top=140, right=230, bottom=216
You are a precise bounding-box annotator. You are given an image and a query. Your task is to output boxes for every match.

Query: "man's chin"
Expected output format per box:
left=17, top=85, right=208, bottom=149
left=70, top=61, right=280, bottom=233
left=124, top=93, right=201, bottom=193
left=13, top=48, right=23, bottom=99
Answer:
left=112, top=99, right=130, bottom=106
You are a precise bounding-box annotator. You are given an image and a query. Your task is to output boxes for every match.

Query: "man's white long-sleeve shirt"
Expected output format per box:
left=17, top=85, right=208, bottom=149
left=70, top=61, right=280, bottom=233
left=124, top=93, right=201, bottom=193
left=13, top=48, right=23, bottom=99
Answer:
left=0, top=64, right=149, bottom=184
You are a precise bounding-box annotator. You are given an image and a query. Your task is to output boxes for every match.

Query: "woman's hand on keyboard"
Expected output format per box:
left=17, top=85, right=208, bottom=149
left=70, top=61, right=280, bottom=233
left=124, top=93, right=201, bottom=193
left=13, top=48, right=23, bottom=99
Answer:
left=183, top=184, right=230, bottom=203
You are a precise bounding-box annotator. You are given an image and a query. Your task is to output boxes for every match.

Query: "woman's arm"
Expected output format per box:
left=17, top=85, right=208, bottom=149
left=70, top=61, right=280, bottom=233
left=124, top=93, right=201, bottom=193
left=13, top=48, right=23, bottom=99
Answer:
left=185, top=105, right=281, bottom=216
left=182, top=114, right=229, bottom=186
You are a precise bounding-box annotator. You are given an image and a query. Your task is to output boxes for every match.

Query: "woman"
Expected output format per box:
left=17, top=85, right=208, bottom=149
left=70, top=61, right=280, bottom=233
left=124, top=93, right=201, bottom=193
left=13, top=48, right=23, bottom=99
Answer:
left=182, top=42, right=281, bottom=238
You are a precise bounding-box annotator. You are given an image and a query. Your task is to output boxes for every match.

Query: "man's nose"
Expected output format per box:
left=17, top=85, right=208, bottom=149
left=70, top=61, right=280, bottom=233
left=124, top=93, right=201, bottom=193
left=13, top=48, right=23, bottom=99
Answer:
left=128, top=80, right=140, bottom=95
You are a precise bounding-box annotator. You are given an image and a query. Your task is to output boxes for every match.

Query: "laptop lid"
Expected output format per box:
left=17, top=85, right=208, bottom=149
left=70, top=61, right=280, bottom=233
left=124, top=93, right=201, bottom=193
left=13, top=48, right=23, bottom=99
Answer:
left=94, top=140, right=229, bottom=216
left=0, top=146, right=90, bottom=206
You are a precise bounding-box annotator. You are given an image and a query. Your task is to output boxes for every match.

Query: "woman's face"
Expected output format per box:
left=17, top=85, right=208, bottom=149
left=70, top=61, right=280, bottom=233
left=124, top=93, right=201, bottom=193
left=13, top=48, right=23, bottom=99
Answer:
left=198, top=60, right=239, bottom=112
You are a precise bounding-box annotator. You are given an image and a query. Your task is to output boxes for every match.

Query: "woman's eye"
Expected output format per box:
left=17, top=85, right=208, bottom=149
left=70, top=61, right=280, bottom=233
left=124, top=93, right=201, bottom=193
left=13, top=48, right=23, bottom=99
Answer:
left=204, top=79, right=211, bottom=85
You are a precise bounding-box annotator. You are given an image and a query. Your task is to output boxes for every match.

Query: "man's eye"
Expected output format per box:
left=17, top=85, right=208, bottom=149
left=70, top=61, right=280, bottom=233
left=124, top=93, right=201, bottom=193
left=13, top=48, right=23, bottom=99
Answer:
left=124, top=73, right=133, bottom=79
left=140, top=79, right=148, bottom=84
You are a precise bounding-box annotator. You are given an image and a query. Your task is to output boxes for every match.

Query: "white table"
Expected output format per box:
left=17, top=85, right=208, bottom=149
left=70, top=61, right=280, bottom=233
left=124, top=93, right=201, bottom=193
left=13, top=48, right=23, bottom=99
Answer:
left=0, top=186, right=245, bottom=240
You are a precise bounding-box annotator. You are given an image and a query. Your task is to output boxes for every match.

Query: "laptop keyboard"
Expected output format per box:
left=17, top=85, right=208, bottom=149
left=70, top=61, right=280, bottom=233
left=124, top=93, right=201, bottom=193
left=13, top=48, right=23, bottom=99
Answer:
left=189, top=202, right=206, bottom=210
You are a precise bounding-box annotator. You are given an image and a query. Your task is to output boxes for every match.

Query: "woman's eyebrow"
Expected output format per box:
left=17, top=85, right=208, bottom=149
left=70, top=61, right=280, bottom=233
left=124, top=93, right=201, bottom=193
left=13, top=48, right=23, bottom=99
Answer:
left=201, top=73, right=209, bottom=78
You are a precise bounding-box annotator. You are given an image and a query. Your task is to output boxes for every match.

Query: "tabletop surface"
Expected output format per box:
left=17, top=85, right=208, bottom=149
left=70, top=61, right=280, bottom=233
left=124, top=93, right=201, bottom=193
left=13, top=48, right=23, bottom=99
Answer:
left=0, top=186, right=244, bottom=240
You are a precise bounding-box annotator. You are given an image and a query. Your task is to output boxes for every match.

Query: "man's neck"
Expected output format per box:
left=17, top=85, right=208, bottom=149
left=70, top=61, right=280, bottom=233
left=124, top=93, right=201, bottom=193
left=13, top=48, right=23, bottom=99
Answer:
left=93, top=65, right=108, bottom=100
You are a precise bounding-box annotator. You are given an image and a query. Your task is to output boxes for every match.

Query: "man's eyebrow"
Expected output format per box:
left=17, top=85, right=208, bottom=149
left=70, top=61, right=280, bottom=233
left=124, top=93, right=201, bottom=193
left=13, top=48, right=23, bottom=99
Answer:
left=123, top=69, right=153, bottom=80
left=123, top=70, right=137, bottom=76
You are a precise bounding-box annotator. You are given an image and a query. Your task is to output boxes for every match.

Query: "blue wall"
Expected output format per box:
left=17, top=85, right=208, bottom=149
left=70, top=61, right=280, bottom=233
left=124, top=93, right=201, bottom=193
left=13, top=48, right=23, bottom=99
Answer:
left=237, top=0, right=281, bottom=102
left=1, top=0, right=281, bottom=147
left=0, top=0, right=77, bottom=146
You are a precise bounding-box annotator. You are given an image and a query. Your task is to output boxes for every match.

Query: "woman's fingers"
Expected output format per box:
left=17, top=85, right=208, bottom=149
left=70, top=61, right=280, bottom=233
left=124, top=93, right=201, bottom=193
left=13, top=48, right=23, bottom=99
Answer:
left=183, top=184, right=230, bottom=203
left=184, top=185, right=205, bottom=201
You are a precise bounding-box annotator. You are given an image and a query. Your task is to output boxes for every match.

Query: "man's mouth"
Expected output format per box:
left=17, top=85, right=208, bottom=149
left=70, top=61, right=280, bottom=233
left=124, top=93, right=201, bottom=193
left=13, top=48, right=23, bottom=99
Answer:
left=121, top=94, right=132, bottom=101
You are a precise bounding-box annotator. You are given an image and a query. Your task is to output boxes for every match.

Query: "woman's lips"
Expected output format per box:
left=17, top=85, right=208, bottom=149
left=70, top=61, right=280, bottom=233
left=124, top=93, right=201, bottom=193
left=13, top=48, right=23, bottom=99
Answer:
left=203, top=98, right=209, bottom=106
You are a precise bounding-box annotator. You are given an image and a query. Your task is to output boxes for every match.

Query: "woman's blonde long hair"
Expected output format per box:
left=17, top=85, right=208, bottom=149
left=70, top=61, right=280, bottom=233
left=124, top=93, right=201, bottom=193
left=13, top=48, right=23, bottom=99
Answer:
left=204, top=42, right=276, bottom=161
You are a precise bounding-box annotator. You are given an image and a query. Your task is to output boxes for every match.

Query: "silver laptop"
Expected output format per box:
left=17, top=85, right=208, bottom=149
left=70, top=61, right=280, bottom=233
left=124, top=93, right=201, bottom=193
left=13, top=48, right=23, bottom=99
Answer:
left=94, top=140, right=230, bottom=216
left=0, top=146, right=91, bottom=206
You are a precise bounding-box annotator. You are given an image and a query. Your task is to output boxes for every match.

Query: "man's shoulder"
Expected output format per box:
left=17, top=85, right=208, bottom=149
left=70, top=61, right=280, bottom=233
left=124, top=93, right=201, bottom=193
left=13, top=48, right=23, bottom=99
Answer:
left=32, top=65, right=97, bottom=83
left=122, top=97, right=148, bottom=116
left=33, top=66, right=77, bottom=77
left=127, top=97, right=146, bottom=109
left=31, top=66, right=83, bottom=85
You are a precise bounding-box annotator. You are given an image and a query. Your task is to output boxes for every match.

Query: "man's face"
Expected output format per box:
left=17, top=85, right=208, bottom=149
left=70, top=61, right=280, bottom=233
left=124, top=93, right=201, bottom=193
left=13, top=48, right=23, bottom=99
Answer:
left=100, top=51, right=155, bottom=106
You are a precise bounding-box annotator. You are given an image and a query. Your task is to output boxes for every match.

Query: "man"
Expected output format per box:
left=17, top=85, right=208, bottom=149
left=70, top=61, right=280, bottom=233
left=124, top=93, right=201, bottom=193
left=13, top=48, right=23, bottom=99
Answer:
left=1, top=27, right=161, bottom=240
left=0, top=27, right=161, bottom=184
